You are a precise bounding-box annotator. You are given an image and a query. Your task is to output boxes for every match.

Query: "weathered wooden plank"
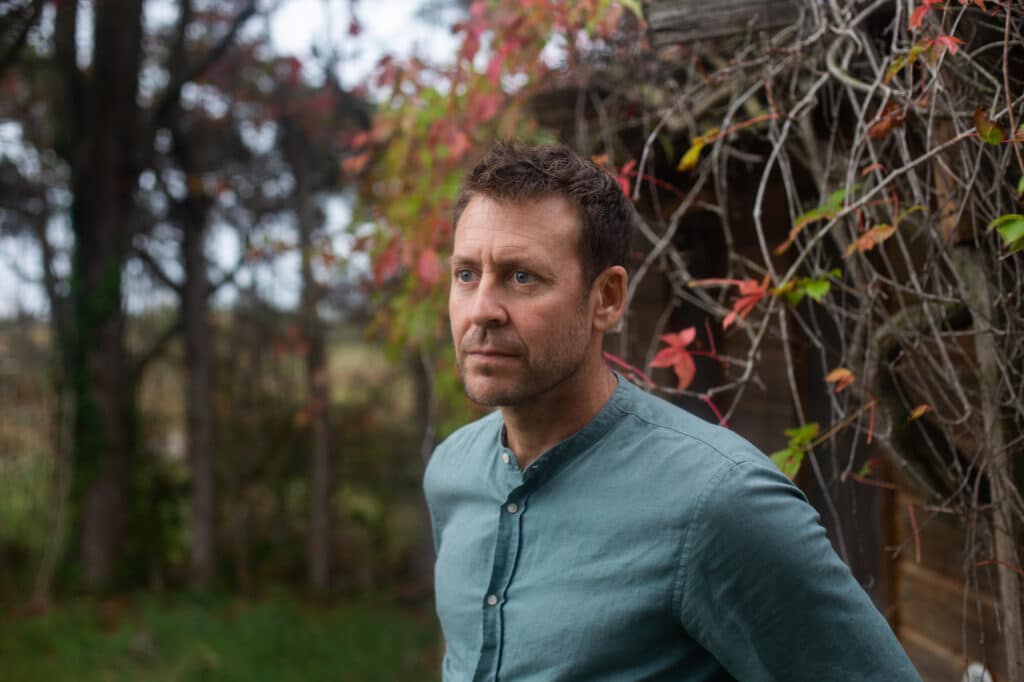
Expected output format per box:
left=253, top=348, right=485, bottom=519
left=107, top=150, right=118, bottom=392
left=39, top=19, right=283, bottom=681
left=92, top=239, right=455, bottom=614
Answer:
left=901, top=627, right=968, bottom=682
left=895, top=498, right=975, bottom=583
left=645, top=0, right=801, bottom=45
left=898, top=561, right=1007, bottom=680
left=895, top=494, right=1004, bottom=591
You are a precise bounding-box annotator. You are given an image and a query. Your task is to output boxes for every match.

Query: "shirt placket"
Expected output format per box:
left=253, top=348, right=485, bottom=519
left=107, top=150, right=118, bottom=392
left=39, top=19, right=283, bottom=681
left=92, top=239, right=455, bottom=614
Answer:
left=473, top=443, right=529, bottom=682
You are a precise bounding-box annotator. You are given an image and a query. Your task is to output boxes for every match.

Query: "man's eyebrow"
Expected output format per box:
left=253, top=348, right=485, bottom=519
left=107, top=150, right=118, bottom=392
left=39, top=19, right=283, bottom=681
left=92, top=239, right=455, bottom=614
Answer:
left=448, top=253, right=555, bottom=274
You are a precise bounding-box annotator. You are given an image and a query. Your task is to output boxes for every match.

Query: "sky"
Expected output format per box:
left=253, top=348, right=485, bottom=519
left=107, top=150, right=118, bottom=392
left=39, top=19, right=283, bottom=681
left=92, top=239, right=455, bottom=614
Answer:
left=0, top=0, right=460, bottom=318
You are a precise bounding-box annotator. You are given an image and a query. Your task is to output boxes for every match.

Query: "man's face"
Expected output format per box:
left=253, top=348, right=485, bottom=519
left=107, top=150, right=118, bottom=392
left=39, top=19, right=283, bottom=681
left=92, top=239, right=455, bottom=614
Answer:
left=449, top=194, right=596, bottom=407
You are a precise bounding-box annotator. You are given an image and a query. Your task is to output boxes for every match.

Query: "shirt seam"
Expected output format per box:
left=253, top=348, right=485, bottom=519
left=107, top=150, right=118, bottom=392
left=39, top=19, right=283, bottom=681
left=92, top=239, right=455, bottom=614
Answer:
left=616, top=405, right=745, bottom=467
left=671, top=459, right=744, bottom=618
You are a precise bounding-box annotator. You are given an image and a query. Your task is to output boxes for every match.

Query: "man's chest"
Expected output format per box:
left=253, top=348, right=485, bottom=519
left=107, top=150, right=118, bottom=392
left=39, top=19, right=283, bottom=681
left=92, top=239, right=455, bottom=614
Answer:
left=433, top=479, right=697, bottom=681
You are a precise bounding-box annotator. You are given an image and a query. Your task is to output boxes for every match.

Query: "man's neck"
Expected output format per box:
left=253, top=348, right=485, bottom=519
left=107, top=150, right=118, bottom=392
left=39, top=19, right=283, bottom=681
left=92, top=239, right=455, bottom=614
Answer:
left=501, top=359, right=618, bottom=470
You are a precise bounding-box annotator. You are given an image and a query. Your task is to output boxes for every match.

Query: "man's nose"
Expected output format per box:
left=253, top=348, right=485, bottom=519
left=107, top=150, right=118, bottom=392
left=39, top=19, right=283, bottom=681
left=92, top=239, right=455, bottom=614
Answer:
left=468, top=276, right=508, bottom=328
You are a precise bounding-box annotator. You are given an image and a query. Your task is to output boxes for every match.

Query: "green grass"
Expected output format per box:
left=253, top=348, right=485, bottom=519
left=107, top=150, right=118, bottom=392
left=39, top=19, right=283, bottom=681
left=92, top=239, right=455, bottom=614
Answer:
left=0, top=592, right=440, bottom=681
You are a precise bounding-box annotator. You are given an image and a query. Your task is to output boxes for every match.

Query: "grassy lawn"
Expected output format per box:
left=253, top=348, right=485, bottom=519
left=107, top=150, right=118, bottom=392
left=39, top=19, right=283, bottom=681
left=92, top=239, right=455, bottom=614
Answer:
left=0, top=593, right=439, bottom=681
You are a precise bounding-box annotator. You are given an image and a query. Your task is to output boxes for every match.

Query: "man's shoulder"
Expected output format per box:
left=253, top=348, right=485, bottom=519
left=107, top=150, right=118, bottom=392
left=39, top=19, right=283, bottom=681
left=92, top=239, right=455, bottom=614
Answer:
left=429, top=409, right=503, bottom=463
left=614, top=379, right=765, bottom=468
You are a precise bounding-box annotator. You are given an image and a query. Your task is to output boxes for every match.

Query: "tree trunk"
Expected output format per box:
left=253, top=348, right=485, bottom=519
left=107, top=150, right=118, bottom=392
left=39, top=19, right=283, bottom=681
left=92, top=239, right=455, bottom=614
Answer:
left=287, top=132, right=334, bottom=596
left=306, top=330, right=332, bottom=595
left=182, top=199, right=217, bottom=589
left=50, top=0, right=133, bottom=590
left=29, top=209, right=73, bottom=609
left=65, top=0, right=144, bottom=591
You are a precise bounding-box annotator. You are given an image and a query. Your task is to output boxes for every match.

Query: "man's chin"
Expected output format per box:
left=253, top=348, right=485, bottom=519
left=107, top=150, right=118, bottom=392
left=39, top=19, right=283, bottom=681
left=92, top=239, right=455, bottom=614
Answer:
left=462, top=376, right=527, bottom=408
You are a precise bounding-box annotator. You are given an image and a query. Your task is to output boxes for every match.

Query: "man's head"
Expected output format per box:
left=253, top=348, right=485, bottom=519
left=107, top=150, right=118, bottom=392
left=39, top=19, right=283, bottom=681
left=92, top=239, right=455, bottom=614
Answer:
left=448, top=141, right=632, bottom=407
left=452, top=140, right=633, bottom=288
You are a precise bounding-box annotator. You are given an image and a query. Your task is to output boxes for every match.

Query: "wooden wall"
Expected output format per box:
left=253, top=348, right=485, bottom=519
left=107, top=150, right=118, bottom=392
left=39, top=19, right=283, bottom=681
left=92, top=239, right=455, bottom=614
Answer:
left=893, top=492, right=1007, bottom=681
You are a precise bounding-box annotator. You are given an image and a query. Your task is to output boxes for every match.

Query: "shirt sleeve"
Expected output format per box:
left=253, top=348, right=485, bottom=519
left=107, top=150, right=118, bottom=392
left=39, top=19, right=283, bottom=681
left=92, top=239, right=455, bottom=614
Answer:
left=675, top=457, right=922, bottom=681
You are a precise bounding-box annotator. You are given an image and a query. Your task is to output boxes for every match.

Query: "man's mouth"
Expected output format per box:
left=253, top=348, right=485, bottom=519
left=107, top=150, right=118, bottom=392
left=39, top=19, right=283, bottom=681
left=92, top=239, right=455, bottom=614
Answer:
left=466, top=349, right=519, bottom=357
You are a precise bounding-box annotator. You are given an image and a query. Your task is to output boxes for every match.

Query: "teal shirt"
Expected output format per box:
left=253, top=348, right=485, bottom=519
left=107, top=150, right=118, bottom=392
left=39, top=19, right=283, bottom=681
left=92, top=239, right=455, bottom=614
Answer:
left=424, top=377, right=921, bottom=681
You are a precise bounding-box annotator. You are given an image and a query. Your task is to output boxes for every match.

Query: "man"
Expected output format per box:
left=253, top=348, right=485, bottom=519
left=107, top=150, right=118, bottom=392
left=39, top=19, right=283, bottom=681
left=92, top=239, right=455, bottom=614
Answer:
left=424, top=141, right=920, bottom=681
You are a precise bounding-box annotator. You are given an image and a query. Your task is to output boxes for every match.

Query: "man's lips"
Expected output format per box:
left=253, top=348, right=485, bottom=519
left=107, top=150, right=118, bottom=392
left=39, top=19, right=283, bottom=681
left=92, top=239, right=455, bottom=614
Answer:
left=465, top=349, right=519, bottom=357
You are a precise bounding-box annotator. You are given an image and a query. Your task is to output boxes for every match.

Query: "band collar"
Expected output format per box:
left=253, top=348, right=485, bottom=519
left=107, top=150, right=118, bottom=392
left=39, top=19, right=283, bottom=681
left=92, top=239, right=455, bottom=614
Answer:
left=496, top=373, right=631, bottom=486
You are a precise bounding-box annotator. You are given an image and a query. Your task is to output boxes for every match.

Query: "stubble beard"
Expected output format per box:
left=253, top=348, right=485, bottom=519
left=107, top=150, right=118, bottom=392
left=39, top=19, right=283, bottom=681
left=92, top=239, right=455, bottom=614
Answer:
left=457, top=306, right=592, bottom=408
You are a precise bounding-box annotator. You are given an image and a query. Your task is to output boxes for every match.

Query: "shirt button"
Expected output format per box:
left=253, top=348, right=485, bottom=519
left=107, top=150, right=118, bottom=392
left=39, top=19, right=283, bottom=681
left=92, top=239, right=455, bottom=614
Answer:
left=501, top=452, right=511, bottom=464
left=486, top=594, right=499, bottom=606
left=506, top=503, right=518, bottom=514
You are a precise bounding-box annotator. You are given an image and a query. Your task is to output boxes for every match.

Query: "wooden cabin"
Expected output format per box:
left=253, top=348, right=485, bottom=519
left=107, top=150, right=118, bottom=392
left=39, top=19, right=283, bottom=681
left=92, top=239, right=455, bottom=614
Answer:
left=639, top=4, right=1013, bottom=680
left=530, top=1, right=1015, bottom=679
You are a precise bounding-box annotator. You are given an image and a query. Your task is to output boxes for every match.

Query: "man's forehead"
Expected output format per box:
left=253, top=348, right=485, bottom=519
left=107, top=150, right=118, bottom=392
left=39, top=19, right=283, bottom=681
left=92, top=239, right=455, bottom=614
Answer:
left=455, top=194, right=581, bottom=239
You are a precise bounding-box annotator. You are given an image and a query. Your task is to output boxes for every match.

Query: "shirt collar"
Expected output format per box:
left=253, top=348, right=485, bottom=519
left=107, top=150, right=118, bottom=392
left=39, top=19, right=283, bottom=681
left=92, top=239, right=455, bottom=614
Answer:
left=496, top=373, right=632, bottom=486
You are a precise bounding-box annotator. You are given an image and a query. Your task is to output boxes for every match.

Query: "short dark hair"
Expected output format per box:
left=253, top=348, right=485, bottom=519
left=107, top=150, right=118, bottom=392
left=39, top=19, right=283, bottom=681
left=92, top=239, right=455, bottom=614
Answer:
left=452, top=140, right=633, bottom=287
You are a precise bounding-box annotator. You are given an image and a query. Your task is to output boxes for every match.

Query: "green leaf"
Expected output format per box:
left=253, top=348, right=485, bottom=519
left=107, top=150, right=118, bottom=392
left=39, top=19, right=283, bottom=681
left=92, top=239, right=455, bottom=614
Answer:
left=897, top=205, right=925, bottom=222
left=974, top=107, right=1005, bottom=145
left=883, top=56, right=908, bottom=85
left=987, top=214, right=1024, bottom=250
left=771, top=422, right=819, bottom=478
left=775, top=186, right=859, bottom=255
left=1017, top=175, right=1024, bottom=197
left=783, top=422, right=820, bottom=447
left=823, top=186, right=854, bottom=213
left=804, top=279, right=831, bottom=302
left=770, top=448, right=804, bottom=479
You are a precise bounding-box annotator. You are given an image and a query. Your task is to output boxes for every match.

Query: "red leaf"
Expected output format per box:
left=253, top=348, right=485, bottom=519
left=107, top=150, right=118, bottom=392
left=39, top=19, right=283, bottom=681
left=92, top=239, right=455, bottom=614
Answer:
left=868, top=101, right=907, bottom=140
left=673, top=352, right=697, bottom=391
left=616, top=176, right=631, bottom=196
left=416, top=248, right=441, bottom=286
left=931, top=35, right=964, bottom=55
left=349, top=130, right=372, bottom=150
left=844, top=223, right=897, bottom=257
left=468, top=92, right=501, bottom=122
left=649, top=327, right=698, bottom=390
left=448, top=129, right=472, bottom=160
left=485, top=52, right=505, bottom=88
left=650, top=345, right=680, bottom=367
left=373, top=241, right=402, bottom=284
left=615, top=159, right=636, bottom=197
left=661, top=327, right=697, bottom=349
left=908, top=2, right=934, bottom=30
left=723, top=276, right=769, bottom=329
left=342, top=152, right=370, bottom=174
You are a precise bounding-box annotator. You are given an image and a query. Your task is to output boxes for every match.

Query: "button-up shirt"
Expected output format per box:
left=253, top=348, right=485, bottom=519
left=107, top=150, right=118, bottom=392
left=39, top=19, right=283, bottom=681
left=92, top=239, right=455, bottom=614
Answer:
left=424, top=377, right=921, bottom=681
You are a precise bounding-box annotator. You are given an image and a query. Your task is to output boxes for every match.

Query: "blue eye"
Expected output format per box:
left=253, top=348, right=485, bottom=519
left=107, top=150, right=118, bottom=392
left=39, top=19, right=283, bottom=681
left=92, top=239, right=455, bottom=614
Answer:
left=455, top=269, right=475, bottom=283
left=512, top=271, right=533, bottom=284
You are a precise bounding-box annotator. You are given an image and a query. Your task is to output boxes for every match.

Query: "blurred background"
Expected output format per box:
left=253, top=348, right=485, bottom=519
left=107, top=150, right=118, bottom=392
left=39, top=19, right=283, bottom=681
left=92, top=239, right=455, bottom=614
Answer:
left=2, top=0, right=1022, bottom=680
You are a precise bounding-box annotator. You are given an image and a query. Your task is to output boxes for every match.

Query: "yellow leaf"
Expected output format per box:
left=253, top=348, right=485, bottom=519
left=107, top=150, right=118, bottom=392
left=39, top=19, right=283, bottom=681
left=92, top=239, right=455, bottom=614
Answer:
left=677, top=139, right=704, bottom=172
left=908, top=404, right=931, bottom=421
left=825, top=367, right=855, bottom=392
left=845, top=223, right=897, bottom=257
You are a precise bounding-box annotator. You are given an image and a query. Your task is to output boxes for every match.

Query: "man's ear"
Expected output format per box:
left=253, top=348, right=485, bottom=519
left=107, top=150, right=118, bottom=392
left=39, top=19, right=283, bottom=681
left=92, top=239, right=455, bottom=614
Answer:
left=590, top=265, right=628, bottom=333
